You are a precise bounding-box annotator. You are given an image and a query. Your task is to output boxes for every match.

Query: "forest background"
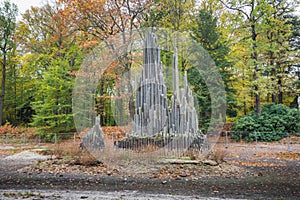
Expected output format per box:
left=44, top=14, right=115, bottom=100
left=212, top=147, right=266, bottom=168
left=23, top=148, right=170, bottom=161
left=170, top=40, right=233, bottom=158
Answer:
left=0, top=0, right=299, bottom=141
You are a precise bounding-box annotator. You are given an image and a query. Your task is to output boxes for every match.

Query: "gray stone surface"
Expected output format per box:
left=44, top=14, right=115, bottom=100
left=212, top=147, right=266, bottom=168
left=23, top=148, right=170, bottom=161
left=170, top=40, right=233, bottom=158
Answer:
left=82, top=115, right=105, bottom=151
left=2, top=150, right=53, bottom=165
left=132, top=31, right=200, bottom=151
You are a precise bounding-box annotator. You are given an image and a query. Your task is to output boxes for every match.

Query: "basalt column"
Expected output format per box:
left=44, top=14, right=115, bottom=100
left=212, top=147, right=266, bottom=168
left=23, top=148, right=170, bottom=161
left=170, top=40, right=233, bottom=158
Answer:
left=133, top=32, right=168, bottom=136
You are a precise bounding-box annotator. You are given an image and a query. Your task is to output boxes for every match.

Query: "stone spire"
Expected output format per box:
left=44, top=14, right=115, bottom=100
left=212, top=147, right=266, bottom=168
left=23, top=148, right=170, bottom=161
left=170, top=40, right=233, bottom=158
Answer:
left=133, top=31, right=168, bottom=136
left=133, top=31, right=199, bottom=138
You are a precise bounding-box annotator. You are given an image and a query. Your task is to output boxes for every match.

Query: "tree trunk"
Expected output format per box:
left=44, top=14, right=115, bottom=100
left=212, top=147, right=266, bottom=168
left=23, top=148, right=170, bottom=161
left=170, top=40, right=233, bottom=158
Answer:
left=252, top=50, right=261, bottom=114
left=267, top=31, right=277, bottom=104
left=0, top=53, right=7, bottom=125
left=270, top=57, right=276, bottom=104
left=243, top=96, right=247, bottom=115
left=278, top=75, right=283, bottom=104
left=255, top=92, right=261, bottom=114
left=272, top=94, right=276, bottom=103
left=278, top=92, right=283, bottom=104
left=251, top=22, right=261, bottom=114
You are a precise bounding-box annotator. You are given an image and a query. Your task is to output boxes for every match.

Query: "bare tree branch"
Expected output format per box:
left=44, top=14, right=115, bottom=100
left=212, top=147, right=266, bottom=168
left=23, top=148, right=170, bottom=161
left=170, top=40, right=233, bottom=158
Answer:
left=219, top=0, right=250, bottom=19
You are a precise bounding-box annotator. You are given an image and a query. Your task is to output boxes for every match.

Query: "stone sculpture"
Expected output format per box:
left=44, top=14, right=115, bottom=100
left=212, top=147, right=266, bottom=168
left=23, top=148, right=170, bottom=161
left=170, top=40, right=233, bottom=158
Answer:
left=132, top=31, right=199, bottom=140
left=81, top=115, right=105, bottom=150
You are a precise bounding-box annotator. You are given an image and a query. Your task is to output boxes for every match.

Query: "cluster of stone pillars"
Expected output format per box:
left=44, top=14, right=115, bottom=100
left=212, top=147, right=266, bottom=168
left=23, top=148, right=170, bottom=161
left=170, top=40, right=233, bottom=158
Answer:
left=82, top=31, right=201, bottom=152
left=133, top=31, right=199, bottom=138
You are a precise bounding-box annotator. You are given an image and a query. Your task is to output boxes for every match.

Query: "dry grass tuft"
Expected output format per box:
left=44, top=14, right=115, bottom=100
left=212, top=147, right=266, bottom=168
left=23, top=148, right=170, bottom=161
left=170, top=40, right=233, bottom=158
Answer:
left=42, top=141, right=101, bottom=166
left=52, top=142, right=79, bottom=158
left=74, top=149, right=101, bottom=166
left=207, top=149, right=228, bottom=164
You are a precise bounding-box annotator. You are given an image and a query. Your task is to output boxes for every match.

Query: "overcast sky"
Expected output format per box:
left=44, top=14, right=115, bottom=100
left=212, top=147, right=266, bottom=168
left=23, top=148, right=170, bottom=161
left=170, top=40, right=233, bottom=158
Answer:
left=2, top=0, right=44, bottom=15
left=12, top=0, right=44, bottom=14
left=1, top=0, right=300, bottom=18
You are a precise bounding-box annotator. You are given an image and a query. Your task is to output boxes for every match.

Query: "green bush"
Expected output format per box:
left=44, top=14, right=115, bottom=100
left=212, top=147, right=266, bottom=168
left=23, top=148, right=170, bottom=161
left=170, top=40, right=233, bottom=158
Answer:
left=232, top=103, right=300, bottom=142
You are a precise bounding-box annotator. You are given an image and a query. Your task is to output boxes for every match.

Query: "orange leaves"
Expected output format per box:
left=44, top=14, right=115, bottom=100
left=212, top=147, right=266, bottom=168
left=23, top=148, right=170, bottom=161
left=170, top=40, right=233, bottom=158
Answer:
left=0, top=123, right=18, bottom=135
left=57, top=0, right=111, bottom=47
left=0, top=122, right=35, bottom=135
left=19, top=3, right=78, bottom=53
left=58, top=0, right=150, bottom=42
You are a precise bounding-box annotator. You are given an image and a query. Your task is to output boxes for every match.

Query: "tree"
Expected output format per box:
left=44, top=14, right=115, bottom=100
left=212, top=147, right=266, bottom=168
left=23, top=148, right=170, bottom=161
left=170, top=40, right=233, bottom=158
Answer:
left=58, top=0, right=150, bottom=45
left=220, top=0, right=273, bottom=114
left=0, top=0, right=18, bottom=124
left=58, top=0, right=151, bottom=126
left=190, top=8, right=237, bottom=128
left=220, top=0, right=300, bottom=115
left=220, top=0, right=300, bottom=114
left=3, top=48, right=20, bottom=124
left=31, top=46, right=81, bottom=133
left=17, top=3, right=83, bottom=133
left=262, top=0, right=297, bottom=104
left=287, top=14, right=300, bottom=107
left=143, top=0, right=196, bottom=31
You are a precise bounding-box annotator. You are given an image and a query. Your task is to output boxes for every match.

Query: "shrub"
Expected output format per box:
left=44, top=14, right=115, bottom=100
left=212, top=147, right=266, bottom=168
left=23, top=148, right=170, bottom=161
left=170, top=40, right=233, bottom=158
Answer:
left=232, top=103, right=300, bottom=142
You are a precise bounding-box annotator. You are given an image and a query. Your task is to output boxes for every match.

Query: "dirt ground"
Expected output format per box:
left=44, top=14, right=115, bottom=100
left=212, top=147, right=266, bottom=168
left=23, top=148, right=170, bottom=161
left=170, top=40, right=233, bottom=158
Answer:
left=0, top=137, right=299, bottom=200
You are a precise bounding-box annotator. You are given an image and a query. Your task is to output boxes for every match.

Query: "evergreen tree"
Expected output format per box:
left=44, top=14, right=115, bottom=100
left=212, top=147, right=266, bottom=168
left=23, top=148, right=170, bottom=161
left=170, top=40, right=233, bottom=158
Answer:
left=190, top=8, right=237, bottom=128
